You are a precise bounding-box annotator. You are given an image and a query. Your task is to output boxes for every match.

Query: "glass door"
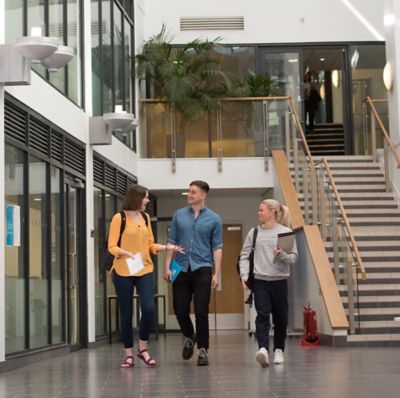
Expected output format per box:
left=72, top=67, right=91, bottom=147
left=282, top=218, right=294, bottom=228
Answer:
left=65, top=177, right=85, bottom=348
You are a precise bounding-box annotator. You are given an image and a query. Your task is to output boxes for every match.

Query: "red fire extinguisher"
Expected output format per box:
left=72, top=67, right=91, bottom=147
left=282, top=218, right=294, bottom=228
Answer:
left=300, top=304, right=320, bottom=346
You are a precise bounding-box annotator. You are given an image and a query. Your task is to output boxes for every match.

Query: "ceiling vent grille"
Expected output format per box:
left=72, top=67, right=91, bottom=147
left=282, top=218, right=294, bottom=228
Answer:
left=180, top=16, right=244, bottom=31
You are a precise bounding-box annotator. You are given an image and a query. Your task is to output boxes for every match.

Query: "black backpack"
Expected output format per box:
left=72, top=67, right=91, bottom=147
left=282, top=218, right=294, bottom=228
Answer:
left=100, top=211, right=148, bottom=271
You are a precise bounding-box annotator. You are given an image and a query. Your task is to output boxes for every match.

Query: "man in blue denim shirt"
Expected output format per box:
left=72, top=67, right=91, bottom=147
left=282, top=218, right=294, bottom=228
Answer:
left=164, top=180, right=223, bottom=366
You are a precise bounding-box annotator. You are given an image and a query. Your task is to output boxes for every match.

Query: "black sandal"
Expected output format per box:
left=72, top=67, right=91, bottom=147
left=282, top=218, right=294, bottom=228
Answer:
left=120, top=355, right=134, bottom=368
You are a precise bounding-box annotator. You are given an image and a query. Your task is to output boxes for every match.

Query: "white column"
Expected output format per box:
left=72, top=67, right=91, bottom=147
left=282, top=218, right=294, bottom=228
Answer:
left=83, top=0, right=95, bottom=343
left=384, top=0, right=400, bottom=199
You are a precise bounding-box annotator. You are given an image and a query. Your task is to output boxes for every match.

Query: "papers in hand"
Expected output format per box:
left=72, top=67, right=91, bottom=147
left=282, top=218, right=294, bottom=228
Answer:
left=126, top=253, right=145, bottom=275
left=169, top=259, right=183, bottom=283
left=277, top=231, right=295, bottom=253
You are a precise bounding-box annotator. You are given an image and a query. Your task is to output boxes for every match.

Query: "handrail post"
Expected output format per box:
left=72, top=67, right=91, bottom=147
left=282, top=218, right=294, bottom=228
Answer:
left=384, top=140, right=390, bottom=192
left=310, top=166, right=318, bottom=225
left=285, top=111, right=291, bottom=160
left=332, top=216, right=340, bottom=284
left=317, top=167, right=327, bottom=240
left=263, top=100, right=269, bottom=171
left=347, top=255, right=355, bottom=334
left=293, top=136, right=300, bottom=193
left=171, top=105, right=176, bottom=173
left=217, top=102, right=222, bottom=172
left=371, top=112, right=377, bottom=162
left=303, top=167, right=310, bottom=224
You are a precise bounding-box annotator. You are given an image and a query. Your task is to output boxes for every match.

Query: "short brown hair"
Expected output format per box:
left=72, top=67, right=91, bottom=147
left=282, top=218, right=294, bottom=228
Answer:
left=121, top=184, right=148, bottom=210
left=190, top=180, right=210, bottom=193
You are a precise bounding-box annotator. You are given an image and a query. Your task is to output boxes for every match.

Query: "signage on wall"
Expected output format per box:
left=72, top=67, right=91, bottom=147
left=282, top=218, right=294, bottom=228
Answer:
left=6, top=204, right=21, bottom=246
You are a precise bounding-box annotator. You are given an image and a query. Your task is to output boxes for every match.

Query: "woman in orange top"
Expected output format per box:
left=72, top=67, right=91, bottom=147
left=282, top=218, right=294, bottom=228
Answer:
left=108, top=184, right=183, bottom=368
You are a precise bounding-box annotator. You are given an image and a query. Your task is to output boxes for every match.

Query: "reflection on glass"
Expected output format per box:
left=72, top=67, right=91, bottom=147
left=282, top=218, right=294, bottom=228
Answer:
left=68, top=0, right=82, bottom=106
left=51, top=166, right=64, bottom=344
left=28, top=0, right=46, bottom=78
left=124, top=19, right=133, bottom=113
left=92, top=0, right=102, bottom=115
left=114, top=4, right=123, bottom=108
left=94, top=188, right=106, bottom=336
left=350, top=44, right=387, bottom=155
left=102, top=0, right=113, bottom=113
left=5, top=0, right=23, bottom=43
left=5, top=145, right=26, bottom=354
left=49, top=0, right=65, bottom=93
left=29, top=155, right=49, bottom=349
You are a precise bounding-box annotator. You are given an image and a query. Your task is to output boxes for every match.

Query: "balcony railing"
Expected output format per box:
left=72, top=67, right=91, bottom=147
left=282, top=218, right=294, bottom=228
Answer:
left=139, top=96, right=296, bottom=171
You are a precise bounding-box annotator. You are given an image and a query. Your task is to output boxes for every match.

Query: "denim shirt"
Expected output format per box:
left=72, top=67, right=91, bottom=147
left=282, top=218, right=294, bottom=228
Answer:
left=168, top=206, right=223, bottom=272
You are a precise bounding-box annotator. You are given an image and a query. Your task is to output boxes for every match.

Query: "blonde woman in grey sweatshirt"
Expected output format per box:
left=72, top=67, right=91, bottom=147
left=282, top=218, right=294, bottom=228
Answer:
left=239, top=199, right=297, bottom=367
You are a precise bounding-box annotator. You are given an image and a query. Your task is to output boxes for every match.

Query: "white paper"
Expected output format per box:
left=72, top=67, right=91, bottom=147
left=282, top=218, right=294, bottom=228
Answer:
left=126, top=253, right=145, bottom=275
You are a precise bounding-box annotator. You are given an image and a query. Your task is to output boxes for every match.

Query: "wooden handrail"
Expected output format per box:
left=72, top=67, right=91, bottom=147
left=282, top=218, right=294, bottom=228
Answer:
left=365, top=96, right=400, bottom=168
left=287, top=97, right=315, bottom=167
left=321, top=158, right=366, bottom=281
left=139, top=96, right=291, bottom=103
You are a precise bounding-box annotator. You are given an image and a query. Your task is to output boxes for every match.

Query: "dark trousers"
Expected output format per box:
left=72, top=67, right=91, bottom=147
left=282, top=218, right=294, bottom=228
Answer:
left=112, top=272, right=155, bottom=348
left=307, top=109, right=316, bottom=130
left=253, top=279, right=288, bottom=352
left=173, top=267, right=212, bottom=349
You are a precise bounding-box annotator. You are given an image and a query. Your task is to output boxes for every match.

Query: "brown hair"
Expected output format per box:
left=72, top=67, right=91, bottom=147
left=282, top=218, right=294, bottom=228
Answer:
left=190, top=180, right=210, bottom=193
left=121, top=184, right=148, bottom=211
left=261, top=199, right=291, bottom=227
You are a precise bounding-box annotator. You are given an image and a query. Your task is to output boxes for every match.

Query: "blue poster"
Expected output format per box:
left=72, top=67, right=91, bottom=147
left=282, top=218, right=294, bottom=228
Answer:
left=6, top=204, right=14, bottom=246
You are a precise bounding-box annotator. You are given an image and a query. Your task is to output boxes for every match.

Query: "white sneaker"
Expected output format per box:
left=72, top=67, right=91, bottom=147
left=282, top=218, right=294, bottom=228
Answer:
left=273, top=349, right=284, bottom=364
left=255, top=347, right=269, bottom=367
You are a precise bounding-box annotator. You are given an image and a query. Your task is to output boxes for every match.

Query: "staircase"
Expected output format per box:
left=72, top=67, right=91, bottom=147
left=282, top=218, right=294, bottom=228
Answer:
left=306, top=123, right=345, bottom=156
left=297, top=155, right=400, bottom=346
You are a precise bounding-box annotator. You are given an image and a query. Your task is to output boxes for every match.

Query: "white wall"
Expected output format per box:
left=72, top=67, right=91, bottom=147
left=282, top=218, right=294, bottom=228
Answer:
left=142, top=0, right=384, bottom=44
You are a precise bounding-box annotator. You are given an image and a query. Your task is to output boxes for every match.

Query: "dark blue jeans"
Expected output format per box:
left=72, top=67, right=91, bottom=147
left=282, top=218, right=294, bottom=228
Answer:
left=253, top=279, right=288, bottom=352
left=112, top=272, right=155, bottom=348
left=172, top=267, right=212, bottom=349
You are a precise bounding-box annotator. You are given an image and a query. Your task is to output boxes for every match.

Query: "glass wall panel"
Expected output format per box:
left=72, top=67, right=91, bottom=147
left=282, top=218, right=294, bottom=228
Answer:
left=49, top=0, right=65, bottom=93
left=27, top=0, right=46, bottom=78
left=113, top=4, right=123, bottom=109
left=92, top=0, right=102, bottom=115
left=50, top=166, right=64, bottom=344
left=124, top=19, right=133, bottom=113
left=29, top=155, right=49, bottom=349
left=94, top=188, right=106, bottom=336
left=102, top=0, right=113, bottom=113
left=68, top=0, right=83, bottom=106
left=5, top=0, right=24, bottom=43
left=350, top=44, right=387, bottom=154
left=5, top=145, right=26, bottom=354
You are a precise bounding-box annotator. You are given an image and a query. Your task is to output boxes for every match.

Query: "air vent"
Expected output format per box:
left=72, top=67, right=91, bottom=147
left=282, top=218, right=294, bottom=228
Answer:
left=93, top=157, right=104, bottom=185
left=29, top=116, right=49, bottom=156
left=117, top=171, right=128, bottom=196
left=51, top=130, right=63, bottom=163
left=105, top=164, right=117, bottom=191
left=127, top=177, right=137, bottom=188
left=64, top=138, right=85, bottom=175
left=180, top=16, right=244, bottom=31
left=4, top=102, right=27, bottom=144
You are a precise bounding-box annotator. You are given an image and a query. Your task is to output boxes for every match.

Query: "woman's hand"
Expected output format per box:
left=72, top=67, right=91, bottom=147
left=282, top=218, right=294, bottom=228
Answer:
left=167, top=243, right=185, bottom=254
left=241, top=277, right=248, bottom=290
left=273, top=247, right=283, bottom=256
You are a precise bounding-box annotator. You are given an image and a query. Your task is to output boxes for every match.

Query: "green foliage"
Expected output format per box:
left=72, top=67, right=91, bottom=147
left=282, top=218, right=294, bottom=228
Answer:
left=135, top=25, right=228, bottom=120
left=225, top=72, right=278, bottom=97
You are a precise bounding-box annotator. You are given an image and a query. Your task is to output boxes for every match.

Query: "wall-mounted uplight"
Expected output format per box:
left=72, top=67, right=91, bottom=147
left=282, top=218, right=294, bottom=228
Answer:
left=332, top=70, right=340, bottom=88
left=319, top=58, right=325, bottom=62
left=383, top=62, right=393, bottom=91
left=0, top=26, right=74, bottom=85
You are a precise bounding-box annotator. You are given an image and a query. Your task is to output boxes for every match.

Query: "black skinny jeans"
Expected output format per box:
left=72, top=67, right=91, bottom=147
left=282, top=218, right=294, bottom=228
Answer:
left=112, top=272, right=155, bottom=348
left=253, top=278, right=288, bottom=352
left=172, top=267, right=212, bottom=349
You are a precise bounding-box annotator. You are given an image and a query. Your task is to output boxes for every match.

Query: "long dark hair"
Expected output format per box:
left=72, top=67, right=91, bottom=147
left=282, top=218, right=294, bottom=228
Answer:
left=121, top=185, right=148, bottom=211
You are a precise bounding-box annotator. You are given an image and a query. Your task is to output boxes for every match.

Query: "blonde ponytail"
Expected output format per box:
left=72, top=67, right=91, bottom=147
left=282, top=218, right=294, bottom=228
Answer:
left=261, top=199, right=291, bottom=227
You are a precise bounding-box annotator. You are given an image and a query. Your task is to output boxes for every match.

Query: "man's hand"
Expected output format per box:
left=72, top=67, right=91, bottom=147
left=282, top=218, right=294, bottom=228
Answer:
left=211, top=274, right=219, bottom=290
left=163, top=269, right=171, bottom=282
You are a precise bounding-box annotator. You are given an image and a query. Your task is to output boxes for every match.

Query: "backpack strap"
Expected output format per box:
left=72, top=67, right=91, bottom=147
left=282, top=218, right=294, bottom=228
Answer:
left=116, top=211, right=126, bottom=247
left=248, top=226, right=258, bottom=277
left=140, top=211, right=149, bottom=226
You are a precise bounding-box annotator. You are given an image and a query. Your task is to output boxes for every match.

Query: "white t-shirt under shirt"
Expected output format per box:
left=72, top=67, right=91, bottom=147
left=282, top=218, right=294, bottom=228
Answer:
left=239, top=224, right=298, bottom=281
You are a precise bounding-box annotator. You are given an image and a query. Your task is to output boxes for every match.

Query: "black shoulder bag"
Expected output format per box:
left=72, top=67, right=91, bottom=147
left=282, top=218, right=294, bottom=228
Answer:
left=245, top=226, right=258, bottom=291
left=100, top=211, right=149, bottom=271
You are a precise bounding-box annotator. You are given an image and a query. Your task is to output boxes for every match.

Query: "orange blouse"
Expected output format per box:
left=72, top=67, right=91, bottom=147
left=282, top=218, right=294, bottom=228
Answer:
left=108, top=211, right=159, bottom=277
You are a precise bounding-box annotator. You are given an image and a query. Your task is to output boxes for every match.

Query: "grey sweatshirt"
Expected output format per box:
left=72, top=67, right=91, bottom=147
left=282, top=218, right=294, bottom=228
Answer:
left=239, top=224, right=298, bottom=281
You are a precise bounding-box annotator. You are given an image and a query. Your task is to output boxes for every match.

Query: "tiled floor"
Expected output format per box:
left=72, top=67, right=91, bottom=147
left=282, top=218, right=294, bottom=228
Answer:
left=1, top=330, right=399, bottom=397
